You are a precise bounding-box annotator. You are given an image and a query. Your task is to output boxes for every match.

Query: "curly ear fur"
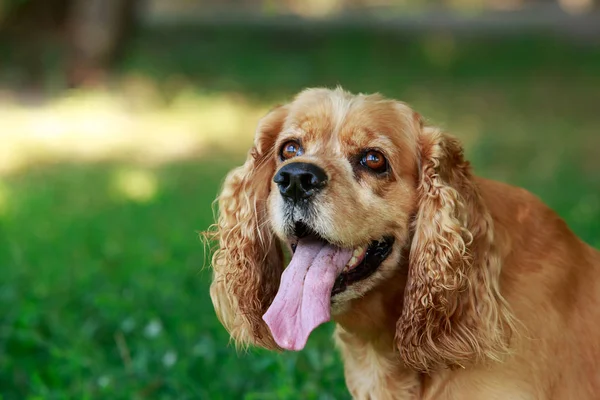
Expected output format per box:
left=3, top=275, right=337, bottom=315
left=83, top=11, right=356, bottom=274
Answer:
left=208, top=105, right=288, bottom=350
left=396, top=124, right=515, bottom=372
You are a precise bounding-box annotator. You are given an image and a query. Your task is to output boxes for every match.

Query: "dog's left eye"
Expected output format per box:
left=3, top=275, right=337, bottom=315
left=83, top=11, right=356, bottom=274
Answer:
left=280, top=140, right=302, bottom=160
left=361, top=150, right=388, bottom=174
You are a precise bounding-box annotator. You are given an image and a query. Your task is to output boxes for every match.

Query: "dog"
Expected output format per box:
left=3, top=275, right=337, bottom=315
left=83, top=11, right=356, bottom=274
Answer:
left=208, top=87, right=600, bottom=399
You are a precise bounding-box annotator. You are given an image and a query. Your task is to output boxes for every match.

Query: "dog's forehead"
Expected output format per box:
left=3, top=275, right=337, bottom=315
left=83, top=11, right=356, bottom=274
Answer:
left=284, top=92, right=408, bottom=153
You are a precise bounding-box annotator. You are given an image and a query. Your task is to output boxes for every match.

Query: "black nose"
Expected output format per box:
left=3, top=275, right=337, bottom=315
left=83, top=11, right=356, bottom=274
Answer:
left=273, top=162, right=328, bottom=202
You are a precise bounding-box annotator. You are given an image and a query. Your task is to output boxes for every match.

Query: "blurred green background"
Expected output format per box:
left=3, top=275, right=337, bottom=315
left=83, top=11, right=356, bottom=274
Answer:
left=0, top=0, right=599, bottom=399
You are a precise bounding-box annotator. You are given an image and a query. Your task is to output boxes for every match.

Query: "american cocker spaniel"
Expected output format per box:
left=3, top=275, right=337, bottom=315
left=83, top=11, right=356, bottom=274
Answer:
left=208, top=87, right=600, bottom=399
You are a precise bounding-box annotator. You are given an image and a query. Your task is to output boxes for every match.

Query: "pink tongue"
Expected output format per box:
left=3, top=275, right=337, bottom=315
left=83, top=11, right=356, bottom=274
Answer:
left=263, top=237, right=352, bottom=351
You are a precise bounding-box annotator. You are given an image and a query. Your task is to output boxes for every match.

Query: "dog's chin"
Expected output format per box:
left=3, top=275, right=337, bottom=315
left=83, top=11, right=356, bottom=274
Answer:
left=284, top=221, right=396, bottom=311
left=329, top=246, right=403, bottom=316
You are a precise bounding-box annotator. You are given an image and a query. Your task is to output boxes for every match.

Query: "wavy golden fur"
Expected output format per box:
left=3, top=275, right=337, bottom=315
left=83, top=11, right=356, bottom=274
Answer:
left=208, top=87, right=600, bottom=399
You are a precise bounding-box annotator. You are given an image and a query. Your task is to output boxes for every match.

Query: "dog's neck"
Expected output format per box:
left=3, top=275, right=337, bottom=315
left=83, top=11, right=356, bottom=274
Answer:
left=331, top=247, right=423, bottom=399
left=333, top=244, right=410, bottom=350
left=334, top=277, right=405, bottom=347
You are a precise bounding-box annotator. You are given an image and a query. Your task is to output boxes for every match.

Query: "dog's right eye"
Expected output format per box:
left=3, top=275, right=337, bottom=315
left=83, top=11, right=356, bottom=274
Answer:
left=280, top=140, right=302, bottom=160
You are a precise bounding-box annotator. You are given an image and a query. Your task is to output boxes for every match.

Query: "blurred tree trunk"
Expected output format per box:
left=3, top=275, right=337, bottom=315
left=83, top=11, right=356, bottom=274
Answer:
left=0, top=0, right=70, bottom=91
left=66, top=0, right=138, bottom=88
left=0, top=0, right=139, bottom=90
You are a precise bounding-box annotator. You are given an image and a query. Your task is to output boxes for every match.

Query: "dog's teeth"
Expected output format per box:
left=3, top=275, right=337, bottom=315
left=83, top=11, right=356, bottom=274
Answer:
left=353, top=246, right=364, bottom=257
left=343, top=246, right=368, bottom=272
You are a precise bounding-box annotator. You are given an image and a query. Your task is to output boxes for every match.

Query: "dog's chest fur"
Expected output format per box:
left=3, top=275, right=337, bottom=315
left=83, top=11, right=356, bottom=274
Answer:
left=334, top=328, right=420, bottom=400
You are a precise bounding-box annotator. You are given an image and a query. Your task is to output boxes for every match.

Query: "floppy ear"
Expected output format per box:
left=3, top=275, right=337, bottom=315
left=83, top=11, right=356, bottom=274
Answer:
left=396, top=122, right=515, bottom=372
left=209, top=105, right=288, bottom=350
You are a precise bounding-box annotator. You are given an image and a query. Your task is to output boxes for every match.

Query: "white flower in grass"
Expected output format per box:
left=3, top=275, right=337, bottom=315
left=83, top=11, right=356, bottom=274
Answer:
left=144, top=318, right=162, bottom=338
left=192, top=335, right=215, bottom=362
left=162, top=350, right=177, bottom=368
left=97, top=375, right=111, bottom=388
left=120, top=317, right=136, bottom=333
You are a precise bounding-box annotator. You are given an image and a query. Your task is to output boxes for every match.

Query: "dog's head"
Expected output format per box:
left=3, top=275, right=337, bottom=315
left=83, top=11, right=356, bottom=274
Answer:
left=209, top=87, right=513, bottom=371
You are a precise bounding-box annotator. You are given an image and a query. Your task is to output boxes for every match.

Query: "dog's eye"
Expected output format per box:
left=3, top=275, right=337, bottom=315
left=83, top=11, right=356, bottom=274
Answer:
left=280, top=140, right=302, bottom=160
left=361, top=150, right=388, bottom=173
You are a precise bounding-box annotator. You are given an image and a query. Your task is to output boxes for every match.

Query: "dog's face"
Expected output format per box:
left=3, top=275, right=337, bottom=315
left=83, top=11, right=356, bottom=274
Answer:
left=266, top=88, right=420, bottom=312
left=210, top=87, right=513, bottom=371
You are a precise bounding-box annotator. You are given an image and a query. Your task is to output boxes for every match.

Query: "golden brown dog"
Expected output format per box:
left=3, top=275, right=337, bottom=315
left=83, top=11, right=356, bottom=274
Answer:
left=208, top=87, right=600, bottom=399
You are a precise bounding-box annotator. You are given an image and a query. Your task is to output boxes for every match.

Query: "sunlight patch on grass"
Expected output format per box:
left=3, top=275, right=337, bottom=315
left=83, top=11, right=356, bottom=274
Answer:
left=0, top=88, right=270, bottom=176
left=288, top=0, right=342, bottom=17
left=0, top=181, right=11, bottom=217
left=112, top=168, right=159, bottom=203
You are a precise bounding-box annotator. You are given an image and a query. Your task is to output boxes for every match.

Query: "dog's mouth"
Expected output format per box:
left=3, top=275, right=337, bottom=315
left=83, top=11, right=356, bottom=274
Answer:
left=290, top=222, right=395, bottom=296
left=262, top=221, right=395, bottom=351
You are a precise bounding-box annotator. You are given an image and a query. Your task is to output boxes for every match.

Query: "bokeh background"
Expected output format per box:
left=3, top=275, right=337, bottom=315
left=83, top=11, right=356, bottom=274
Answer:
left=0, top=0, right=599, bottom=398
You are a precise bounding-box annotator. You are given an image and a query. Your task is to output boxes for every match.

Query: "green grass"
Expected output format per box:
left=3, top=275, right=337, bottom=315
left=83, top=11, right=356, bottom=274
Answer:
left=0, top=25, right=599, bottom=399
left=0, top=160, right=348, bottom=399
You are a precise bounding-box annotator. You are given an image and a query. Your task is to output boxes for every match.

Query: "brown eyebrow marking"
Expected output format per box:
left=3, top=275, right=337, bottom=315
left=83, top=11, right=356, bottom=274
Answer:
left=340, top=127, right=396, bottom=159
left=290, top=116, right=335, bottom=145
